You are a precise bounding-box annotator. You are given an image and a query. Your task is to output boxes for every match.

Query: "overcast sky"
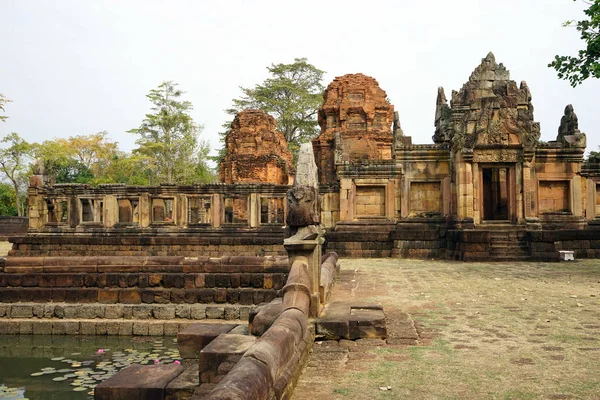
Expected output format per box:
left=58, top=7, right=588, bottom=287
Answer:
left=1, top=0, right=598, bottom=161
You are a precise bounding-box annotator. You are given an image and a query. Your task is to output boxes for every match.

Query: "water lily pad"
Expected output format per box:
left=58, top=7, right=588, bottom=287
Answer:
left=73, top=386, right=87, bottom=392
left=30, top=372, right=44, bottom=377
left=51, top=357, right=65, bottom=361
left=70, top=352, right=81, bottom=356
left=52, top=376, right=68, bottom=382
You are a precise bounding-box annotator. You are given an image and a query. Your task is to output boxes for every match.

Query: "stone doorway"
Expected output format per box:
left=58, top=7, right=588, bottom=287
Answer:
left=482, top=167, right=510, bottom=221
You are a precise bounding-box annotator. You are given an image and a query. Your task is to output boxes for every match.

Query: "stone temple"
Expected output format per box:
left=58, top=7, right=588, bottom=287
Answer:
left=6, top=52, right=600, bottom=262
left=1, top=52, right=600, bottom=400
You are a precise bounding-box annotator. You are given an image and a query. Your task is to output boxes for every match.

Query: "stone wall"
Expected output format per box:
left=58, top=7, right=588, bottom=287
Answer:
left=9, top=233, right=285, bottom=257
left=529, top=230, right=600, bottom=261
left=0, top=216, right=28, bottom=239
left=392, top=220, right=446, bottom=259
left=326, top=221, right=394, bottom=258
left=0, top=255, right=289, bottom=334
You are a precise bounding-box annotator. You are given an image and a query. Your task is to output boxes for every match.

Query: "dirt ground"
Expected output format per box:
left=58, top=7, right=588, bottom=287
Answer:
left=0, top=241, right=11, bottom=257
left=293, top=258, right=600, bottom=400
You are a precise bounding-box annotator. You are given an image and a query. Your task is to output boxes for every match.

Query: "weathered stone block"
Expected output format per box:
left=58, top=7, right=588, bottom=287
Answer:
left=205, top=306, right=225, bottom=319
left=95, top=364, right=183, bottom=400
left=177, top=323, right=237, bottom=359
left=118, top=321, right=133, bottom=336
left=119, top=290, right=141, bottom=304
left=80, top=321, right=97, bottom=335
left=153, top=305, right=176, bottom=320
left=133, top=322, right=149, bottom=336
left=11, top=304, right=33, bottom=318
left=199, top=334, right=257, bottom=383
left=132, top=305, right=153, bottom=319
left=32, top=320, right=53, bottom=335
left=190, top=305, right=207, bottom=320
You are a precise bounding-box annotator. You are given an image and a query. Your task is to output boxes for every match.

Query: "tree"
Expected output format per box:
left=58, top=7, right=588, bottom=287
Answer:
left=0, top=93, right=10, bottom=122
left=222, top=58, right=325, bottom=163
left=91, top=152, right=154, bottom=185
left=584, top=146, right=600, bottom=165
left=549, top=0, right=600, bottom=86
left=0, top=182, right=18, bottom=216
left=35, top=132, right=118, bottom=184
left=129, top=81, right=213, bottom=184
left=0, top=133, right=33, bottom=216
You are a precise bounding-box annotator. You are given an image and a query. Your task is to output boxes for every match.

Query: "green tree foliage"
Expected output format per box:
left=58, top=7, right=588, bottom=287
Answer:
left=0, top=93, right=10, bottom=122
left=0, top=183, right=18, bottom=216
left=35, top=132, right=118, bottom=184
left=584, top=147, right=600, bottom=165
left=549, top=0, right=600, bottom=86
left=0, top=133, right=33, bottom=216
left=92, top=152, right=154, bottom=185
left=129, top=81, right=213, bottom=184
left=219, top=58, right=325, bottom=164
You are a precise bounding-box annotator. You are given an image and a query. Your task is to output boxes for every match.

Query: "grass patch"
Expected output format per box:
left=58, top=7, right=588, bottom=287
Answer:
left=333, top=388, right=350, bottom=396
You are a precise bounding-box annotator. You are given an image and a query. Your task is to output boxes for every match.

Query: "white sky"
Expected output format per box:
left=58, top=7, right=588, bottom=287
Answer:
left=1, top=0, right=598, bottom=160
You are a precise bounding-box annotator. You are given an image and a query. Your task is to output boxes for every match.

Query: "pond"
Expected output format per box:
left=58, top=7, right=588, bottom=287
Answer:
left=0, top=335, right=181, bottom=400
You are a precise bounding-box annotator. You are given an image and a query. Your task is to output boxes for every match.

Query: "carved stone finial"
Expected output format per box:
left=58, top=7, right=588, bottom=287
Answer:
left=33, top=158, right=45, bottom=176
left=484, top=51, right=496, bottom=63
left=393, top=111, right=403, bottom=137
left=558, top=104, right=579, bottom=137
left=557, top=104, right=586, bottom=147
left=286, top=142, right=320, bottom=232
left=433, top=87, right=451, bottom=143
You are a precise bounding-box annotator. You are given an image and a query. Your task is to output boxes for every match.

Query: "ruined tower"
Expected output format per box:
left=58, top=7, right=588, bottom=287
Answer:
left=219, top=109, right=294, bottom=185
left=312, top=73, right=395, bottom=185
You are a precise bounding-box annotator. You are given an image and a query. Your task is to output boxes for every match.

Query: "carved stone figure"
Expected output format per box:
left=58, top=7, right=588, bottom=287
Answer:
left=286, top=143, right=319, bottom=234
left=557, top=104, right=586, bottom=148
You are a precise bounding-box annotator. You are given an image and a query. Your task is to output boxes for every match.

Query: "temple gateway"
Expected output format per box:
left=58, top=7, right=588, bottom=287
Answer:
left=17, top=53, right=600, bottom=261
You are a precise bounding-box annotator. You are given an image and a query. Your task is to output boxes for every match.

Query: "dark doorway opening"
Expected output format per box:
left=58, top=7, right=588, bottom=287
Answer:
left=482, top=167, right=509, bottom=220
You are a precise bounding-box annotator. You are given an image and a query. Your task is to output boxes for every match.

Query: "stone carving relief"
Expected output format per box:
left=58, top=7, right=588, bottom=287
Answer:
left=444, top=52, right=540, bottom=154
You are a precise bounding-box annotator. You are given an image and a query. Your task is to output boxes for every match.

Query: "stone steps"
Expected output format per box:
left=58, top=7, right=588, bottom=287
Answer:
left=0, top=317, right=243, bottom=336
left=488, top=229, right=531, bottom=260
left=0, top=302, right=252, bottom=336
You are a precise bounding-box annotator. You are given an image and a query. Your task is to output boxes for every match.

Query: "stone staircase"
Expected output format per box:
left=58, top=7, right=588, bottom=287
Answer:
left=478, top=223, right=531, bottom=261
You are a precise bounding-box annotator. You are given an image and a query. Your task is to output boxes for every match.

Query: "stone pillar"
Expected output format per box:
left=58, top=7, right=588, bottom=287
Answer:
left=103, top=195, right=118, bottom=228
left=139, top=194, right=151, bottom=228
left=212, top=194, right=221, bottom=228
left=284, top=142, right=323, bottom=318
left=572, top=176, right=583, bottom=217
left=385, top=180, right=395, bottom=219
left=249, top=193, right=259, bottom=228
left=27, top=194, right=45, bottom=229
left=586, top=178, right=596, bottom=220
left=472, top=163, right=480, bottom=224
left=339, top=178, right=353, bottom=221
left=515, top=163, right=523, bottom=223
left=175, top=194, right=187, bottom=227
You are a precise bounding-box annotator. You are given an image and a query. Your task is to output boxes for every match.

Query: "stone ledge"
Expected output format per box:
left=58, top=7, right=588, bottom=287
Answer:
left=0, top=318, right=247, bottom=336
